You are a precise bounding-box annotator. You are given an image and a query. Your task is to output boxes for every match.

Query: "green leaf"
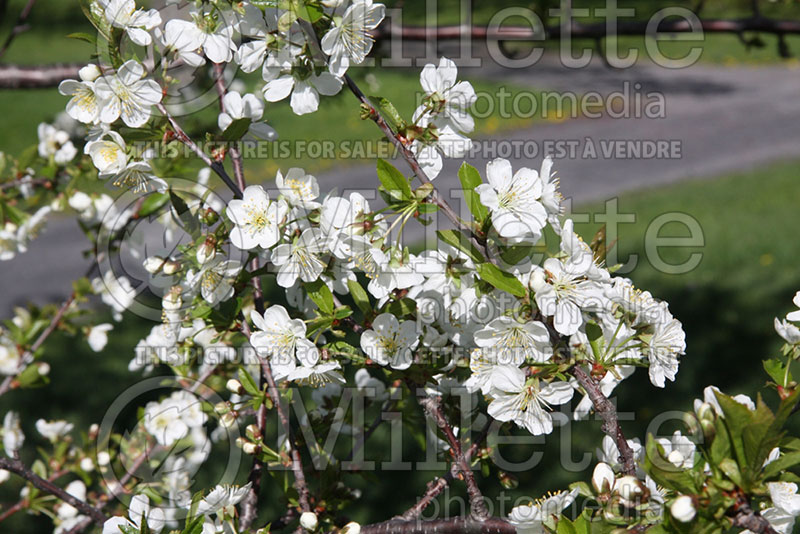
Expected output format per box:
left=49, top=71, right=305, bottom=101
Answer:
left=238, top=366, right=261, bottom=396
left=376, top=159, right=412, bottom=201
left=137, top=192, right=169, bottom=217
left=764, top=450, right=800, bottom=479
left=169, top=189, right=200, bottom=237
left=476, top=263, right=527, bottom=298
left=67, top=32, right=97, bottom=45
left=436, top=229, right=483, bottom=264
left=305, top=280, right=334, bottom=315
left=458, top=162, right=488, bottom=222
left=556, top=517, right=577, bottom=534
left=222, top=118, right=252, bottom=142
left=368, top=96, right=406, bottom=130
left=382, top=298, right=416, bottom=318
left=182, top=515, right=206, bottom=534
left=347, top=280, right=371, bottom=316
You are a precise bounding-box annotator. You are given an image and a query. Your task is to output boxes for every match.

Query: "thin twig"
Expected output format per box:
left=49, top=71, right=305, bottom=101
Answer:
left=354, top=517, right=514, bottom=534
left=0, top=457, right=107, bottom=526
left=398, top=418, right=492, bottom=520
left=0, top=291, right=76, bottom=398
left=0, top=0, right=37, bottom=59
left=156, top=102, right=243, bottom=199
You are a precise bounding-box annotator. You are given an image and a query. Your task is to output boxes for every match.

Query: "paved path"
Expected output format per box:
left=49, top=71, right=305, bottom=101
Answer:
left=3, top=54, right=799, bottom=314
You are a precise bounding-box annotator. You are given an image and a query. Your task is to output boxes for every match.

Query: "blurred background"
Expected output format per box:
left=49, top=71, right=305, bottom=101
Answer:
left=1, top=0, right=800, bottom=531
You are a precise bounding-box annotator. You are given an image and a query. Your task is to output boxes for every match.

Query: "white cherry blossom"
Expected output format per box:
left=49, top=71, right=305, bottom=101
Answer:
left=475, top=158, right=547, bottom=239
left=487, top=365, right=573, bottom=435
left=226, top=185, right=287, bottom=250
left=102, top=0, right=161, bottom=46
left=94, top=60, right=162, bottom=128
left=321, top=0, right=385, bottom=76
left=271, top=228, right=329, bottom=288
left=360, top=313, right=419, bottom=370
left=416, top=57, right=476, bottom=133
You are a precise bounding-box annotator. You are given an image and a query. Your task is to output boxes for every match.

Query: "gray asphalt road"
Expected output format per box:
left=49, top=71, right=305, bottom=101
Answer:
left=3, top=53, right=799, bottom=314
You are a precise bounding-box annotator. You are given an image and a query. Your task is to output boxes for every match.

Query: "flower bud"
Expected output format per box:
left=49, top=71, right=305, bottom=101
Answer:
left=214, top=401, right=230, bottom=414
left=341, top=522, right=361, bottom=534
left=0, top=469, right=9, bottom=484
left=162, top=260, right=181, bottom=275
left=226, top=379, right=244, bottom=395
left=196, top=237, right=216, bottom=265
left=220, top=412, right=237, bottom=428
left=696, top=402, right=715, bottom=423
left=615, top=476, right=642, bottom=502
left=143, top=256, right=165, bottom=274
left=199, top=208, right=219, bottom=225
left=592, top=462, right=615, bottom=494
left=97, top=451, right=111, bottom=466
left=670, top=495, right=696, bottom=522
left=79, top=64, right=101, bottom=82
left=37, top=362, right=50, bottom=376
left=88, top=424, right=99, bottom=440
left=80, top=457, right=94, bottom=472
left=246, top=424, right=261, bottom=441
left=162, top=288, right=182, bottom=311
left=243, top=441, right=259, bottom=455
left=300, top=511, right=318, bottom=531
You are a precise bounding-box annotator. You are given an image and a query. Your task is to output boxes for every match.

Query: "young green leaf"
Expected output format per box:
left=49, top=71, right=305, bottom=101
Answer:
left=436, top=229, right=483, bottom=264
left=476, top=263, right=527, bottom=298
left=305, top=280, right=335, bottom=315
left=376, top=159, right=412, bottom=201
left=458, top=162, right=488, bottom=222
left=347, top=280, right=372, bottom=316
left=222, top=118, right=252, bottom=142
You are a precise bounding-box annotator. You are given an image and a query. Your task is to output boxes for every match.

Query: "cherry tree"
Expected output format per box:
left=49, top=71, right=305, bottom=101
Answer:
left=0, top=2, right=799, bottom=534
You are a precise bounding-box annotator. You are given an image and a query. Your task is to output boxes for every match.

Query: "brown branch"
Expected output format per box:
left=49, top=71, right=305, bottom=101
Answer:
left=418, top=395, right=489, bottom=521
left=357, top=517, right=515, bottom=534
left=0, top=457, right=107, bottom=526
left=0, top=467, right=70, bottom=523
left=730, top=499, right=778, bottom=534
left=0, top=0, right=37, bottom=60
left=0, top=63, right=82, bottom=88
left=156, top=102, right=243, bottom=200
left=571, top=365, right=636, bottom=476
left=398, top=418, right=492, bottom=520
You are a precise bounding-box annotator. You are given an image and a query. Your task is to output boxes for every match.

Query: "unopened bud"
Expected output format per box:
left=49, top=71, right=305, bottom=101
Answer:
left=226, top=379, right=244, bottom=395
left=97, top=451, right=111, bottom=466
left=79, top=64, right=102, bottom=82
left=214, top=401, right=229, bottom=414
left=615, top=476, right=642, bottom=502
left=498, top=471, right=518, bottom=489
left=246, top=424, right=261, bottom=440
left=670, top=495, right=696, bottom=522
left=243, top=441, right=259, bottom=455
left=341, top=521, right=361, bottom=534
left=592, top=462, right=615, bottom=494
left=300, top=512, right=318, bottom=531
left=0, top=469, right=9, bottom=484
left=88, top=424, right=100, bottom=440
left=220, top=412, right=237, bottom=428
left=143, top=256, right=165, bottom=274
left=37, top=362, right=50, bottom=376
left=162, top=260, right=181, bottom=275
left=196, top=237, right=216, bottom=265
left=200, top=208, right=219, bottom=225
left=162, top=287, right=182, bottom=311
left=697, top=402, right=715, bottom=423
left=80, top=457, right=94, bottom=472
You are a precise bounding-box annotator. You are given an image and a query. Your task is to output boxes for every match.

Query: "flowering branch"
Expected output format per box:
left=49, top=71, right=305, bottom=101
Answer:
left=418, top=395, right=490, bottom=521
left=571, top=365, right=637, bottom=476
left=0, top=0, right=38, bottom=59
left=0, top=457, right=107, bottom=526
